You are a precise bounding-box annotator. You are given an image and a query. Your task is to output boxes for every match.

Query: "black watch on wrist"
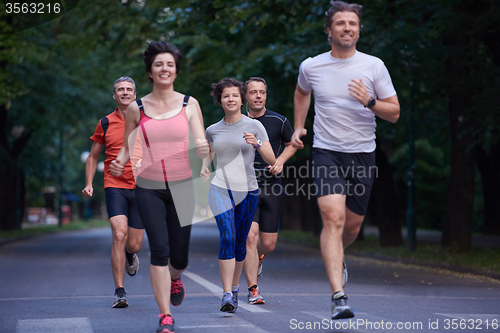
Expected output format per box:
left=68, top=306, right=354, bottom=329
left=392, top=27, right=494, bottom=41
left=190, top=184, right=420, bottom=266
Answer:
left=365, top=97, right=376, bottom=109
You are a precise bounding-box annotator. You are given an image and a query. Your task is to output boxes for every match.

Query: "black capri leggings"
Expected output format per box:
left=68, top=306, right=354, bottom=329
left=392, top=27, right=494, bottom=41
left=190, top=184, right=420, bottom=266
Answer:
left=135, top=177, right=194, bottom=268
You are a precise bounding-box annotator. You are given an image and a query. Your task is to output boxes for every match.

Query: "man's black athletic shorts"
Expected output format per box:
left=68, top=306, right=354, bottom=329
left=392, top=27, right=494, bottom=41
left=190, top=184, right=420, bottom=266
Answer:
left=312, top=148, right=376, bottom=216
left=253, top=183, right=284, bottom=233
left=105, top=187, right=144, bottom=229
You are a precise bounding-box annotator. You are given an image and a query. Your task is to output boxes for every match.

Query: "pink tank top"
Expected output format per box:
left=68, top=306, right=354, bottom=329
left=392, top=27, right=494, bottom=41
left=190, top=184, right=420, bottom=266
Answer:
left=135, top=96, right=192, bottom=182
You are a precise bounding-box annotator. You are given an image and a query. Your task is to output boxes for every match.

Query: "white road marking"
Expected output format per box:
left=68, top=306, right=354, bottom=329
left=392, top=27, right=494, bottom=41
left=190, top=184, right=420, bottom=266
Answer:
left=16, top=317, right=93, bottom=333
left=183, top=270, right=270, bottom=313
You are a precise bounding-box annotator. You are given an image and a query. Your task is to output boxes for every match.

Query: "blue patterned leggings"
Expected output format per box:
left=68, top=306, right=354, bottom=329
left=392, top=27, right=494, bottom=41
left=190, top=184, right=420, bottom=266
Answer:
left=208, top=184, right=259, bottom=261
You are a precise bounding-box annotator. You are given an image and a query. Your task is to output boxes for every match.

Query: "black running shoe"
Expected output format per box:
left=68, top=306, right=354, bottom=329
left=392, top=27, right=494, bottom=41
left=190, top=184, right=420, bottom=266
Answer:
left=113, top=287, right=128, bottom=308
left=170, top=277, right=185, bottom=306
left=157, top=314, right=175, bottom=333
left=331, top=292, right=354, bottom=320
left=125, top=251, right=139, bottom=276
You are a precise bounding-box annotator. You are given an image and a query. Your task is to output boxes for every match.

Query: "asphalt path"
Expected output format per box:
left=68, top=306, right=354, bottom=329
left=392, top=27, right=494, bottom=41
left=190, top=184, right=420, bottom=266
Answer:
left=0, top=221, right=499, bottom=333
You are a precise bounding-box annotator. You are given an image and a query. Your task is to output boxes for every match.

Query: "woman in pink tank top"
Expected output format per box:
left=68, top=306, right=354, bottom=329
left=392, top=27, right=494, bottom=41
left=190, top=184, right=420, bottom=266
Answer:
left=110, top=41, right=209, bottom=333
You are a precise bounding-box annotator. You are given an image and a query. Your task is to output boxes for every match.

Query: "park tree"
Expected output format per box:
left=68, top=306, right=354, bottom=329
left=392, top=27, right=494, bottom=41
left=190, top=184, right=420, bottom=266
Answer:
left=364, top=0, right=500, bottom=250
left=0, top=0, right=164, bottom=230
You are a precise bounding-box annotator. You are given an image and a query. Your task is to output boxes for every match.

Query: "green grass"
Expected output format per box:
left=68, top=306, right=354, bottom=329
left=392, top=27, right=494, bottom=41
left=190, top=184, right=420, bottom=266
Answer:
left=279, top=230, right=500, bottom=275
left=0, top=219, right=109, bottom=241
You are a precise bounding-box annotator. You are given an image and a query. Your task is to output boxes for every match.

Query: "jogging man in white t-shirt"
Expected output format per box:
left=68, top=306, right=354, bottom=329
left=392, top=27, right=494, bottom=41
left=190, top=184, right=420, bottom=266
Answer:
left=291, top=1, right=400, bottom=320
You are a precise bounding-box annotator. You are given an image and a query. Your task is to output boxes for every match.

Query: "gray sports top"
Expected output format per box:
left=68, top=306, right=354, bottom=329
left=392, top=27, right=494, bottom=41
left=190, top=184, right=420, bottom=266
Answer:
left=206, top=115, right=269, bottom=191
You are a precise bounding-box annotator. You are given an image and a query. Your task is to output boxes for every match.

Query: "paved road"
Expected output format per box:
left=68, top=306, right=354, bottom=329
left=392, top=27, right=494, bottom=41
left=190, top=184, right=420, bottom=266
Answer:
left=0, top=221, right=499, bottom=333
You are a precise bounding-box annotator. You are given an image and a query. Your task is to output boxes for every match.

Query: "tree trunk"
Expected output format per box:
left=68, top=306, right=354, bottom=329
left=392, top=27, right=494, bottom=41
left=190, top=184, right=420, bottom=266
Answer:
left=477, top=144, right=500, bottom=235
left=367, top=145, right=403, bottom=247
left=0, top=104, right=31, bottom=231
left=441, top=61, right=476, bottom=251
left=0, top=158, right=21, bottom=231
left=281, top=159, right=321, bottom=234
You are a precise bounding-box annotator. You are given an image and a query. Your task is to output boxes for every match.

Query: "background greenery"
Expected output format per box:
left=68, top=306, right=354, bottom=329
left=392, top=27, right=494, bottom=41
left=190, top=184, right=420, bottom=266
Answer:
left=1, top=0, right=499, bottom=252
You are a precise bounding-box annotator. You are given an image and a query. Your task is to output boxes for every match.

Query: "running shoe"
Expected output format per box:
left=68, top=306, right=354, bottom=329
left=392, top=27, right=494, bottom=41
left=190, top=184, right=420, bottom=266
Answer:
left=257, top=254, right=264, bottom=277
left=331, top=292, right=354, bottom=320
left=342, top=257, right=348, bottom=287
left=220, top=291, right=236, bottom=313
left=232, top=288, right=239, bottom=312
left=125, top=251, right=139, bottom=276
left=157, top=314, right=175, bottom=333
left=113, top=287, right=128, bottom=308
left=170, top=277, right=185, bottom=306
left=247, top=284, right=265, bottom=304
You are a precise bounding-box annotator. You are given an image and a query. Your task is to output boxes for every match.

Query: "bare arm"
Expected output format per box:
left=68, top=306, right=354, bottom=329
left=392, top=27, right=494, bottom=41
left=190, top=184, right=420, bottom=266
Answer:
left=82, top=141, right=104, bottom=198
left=200, top=151, right=215, bottom=182
left=110, top=102, right=140, bottom=176
left=291, top=84, right=312, bottom=149
left=268, top=142, right=297, bottom=175
left=348, top=79, right=400, bottom=123
left=257, top=141, right=276, bottom=166
left=186, top=97, right=209, bottom=159
left=369, top=95, right=400, bottom=123
left=243, top=131, right=276, bottom=166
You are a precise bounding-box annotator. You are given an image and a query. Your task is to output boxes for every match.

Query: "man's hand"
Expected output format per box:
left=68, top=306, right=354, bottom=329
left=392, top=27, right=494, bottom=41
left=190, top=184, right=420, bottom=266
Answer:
left=291, top=128, right=307, bottom=149
left=348, top=78, right=371, bottom=107
left=82, top=186, right=93, bottom=198
left=268, top=161, right=284, bottom=175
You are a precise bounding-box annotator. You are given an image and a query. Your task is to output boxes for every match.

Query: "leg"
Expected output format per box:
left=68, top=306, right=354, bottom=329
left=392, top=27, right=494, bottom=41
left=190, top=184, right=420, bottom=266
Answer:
left=126, top=188, right=144, bottom=254
left=127, top=226, right=144, bottom=254
left=219, top=258, right=236, bottom=292
left=135, top=185, right=172, bottom=315
left=243, top=221, right=260, bottom=288
left=317, top=194, right=346, bottom=294
left=258, top=231, right=278, bottom=254
left=150, top=264, right=172, bottom=315
left=209, top=185, right=237, bottom=292
left=233, top=260, right=245, bottom=287
left=166, top=182, right=193, bottom=307
left=342, top=207, right=364, bottom=249
left=255, top=183, right=283, bottom=270
left=109, top=215, right=128, bottom=289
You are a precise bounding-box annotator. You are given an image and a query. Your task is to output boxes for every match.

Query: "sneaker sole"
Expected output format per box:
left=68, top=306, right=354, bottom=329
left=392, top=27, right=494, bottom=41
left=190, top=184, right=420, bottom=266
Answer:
left=170, top=296, right=184, bottom=307
left=248, top=299, right=265, bottom=305
left=113, top=300, right=128, bottom=308
left=220, top=302, right=236, bottom=312
left=157, top=329, right=174, bottom=333
left=127, top=269, right=138, bottom=277
left=332, top=308, right=354, bottom=320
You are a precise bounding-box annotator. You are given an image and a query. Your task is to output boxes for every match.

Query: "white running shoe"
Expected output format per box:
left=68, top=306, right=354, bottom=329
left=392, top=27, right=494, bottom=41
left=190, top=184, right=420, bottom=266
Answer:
left=125, top=252, right=139, bottom=276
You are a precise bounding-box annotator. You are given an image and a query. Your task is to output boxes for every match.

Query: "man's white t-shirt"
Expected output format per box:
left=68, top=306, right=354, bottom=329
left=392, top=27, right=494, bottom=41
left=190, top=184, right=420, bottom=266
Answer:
left=298, top=50, right=397, bottom=153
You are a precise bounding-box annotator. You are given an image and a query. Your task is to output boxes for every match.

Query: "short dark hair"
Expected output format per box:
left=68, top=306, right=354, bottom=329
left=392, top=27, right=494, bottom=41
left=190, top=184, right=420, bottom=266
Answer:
left=144, top=41, right=183, bottom=82
left=325, top=1, right=363, bottom=38
left=245, top=77, right=267, bottom=91
left=210, top=78, right=247, bottom=106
